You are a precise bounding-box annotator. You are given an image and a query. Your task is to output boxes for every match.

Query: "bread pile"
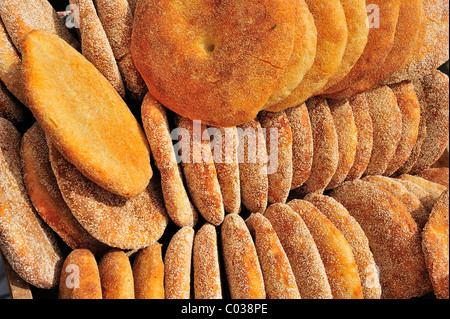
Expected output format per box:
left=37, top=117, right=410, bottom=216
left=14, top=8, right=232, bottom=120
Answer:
left=0, top=0, right=449, bottom=299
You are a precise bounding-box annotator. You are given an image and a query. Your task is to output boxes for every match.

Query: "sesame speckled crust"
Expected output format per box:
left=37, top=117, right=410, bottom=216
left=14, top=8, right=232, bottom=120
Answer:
left=0, top=118, right=63, bottom=290
left=422, top=190, right=449, bottom=299
left=331, top=180, right=432, bottom=299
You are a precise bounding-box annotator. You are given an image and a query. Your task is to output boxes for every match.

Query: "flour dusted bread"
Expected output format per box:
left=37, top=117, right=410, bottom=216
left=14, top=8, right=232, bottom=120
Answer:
left=0, top=118, right=63, bottom=289
left=0, top=81, right=24, bottom=126
left=422, top=190, right=449, bottom=299
left=48, top=142, right=168, bottom=250
left=21, top=123, right=108, bottom=254
left=59, top=249, right=102, bottom=299
left=22, top=30, right=152, bottom=198
left=331, top=180, right=432, bottom=299
left=418, top=167, right=449, bottom=189
left=132, top=0, right=297, bottom=127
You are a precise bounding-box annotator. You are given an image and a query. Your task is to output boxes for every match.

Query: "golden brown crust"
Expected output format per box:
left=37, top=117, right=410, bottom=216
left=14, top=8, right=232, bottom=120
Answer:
left=422, top=190, right=449, bottom=299
left=221, top=214, right=266, bottom=299
left=21, top=123, right=108, bottom=254
left=345, top=93, right=374, bottom=181
left=246, top=213, right=301, bottom=299
left=141, top=95, right=198, bottom=227
left=397, top=174, right=447, bottom=210
left=288, top=200, right=363, bottom=299
left=264, top=203, right=332, bottom=299
left=319, top=0, right=369, bottom=93
left=69, top=0, right=125, bottom=98
left=22, top=30, right=152, bottom=198
left=164, top=226, right=195, bottom=299
left=385, top=0, right=449, bottom=84
left=0, top=118, right=63, bottom=289
left=326, top=99, right=358, bottom=190
left=263, top=0, right=317, bottom=108
left=418, top=167, right=449, bottom=189
left=350, top=0, right=424, bottom=94
left=268, top=0, right=348, bottom=111
left=330, top=180, right=432, bottom=299
left=98, top=249, right=135, bottom=299
left=364, top=86, right=402, bottom=176
left=132, top=0, right=297, bottom=127
left=59, top=249, right=102, bottom=299
left=0, top=18, right=26, bottom=104
left=209, top=126, right=241, bottom=215
left=410, top=71, right=449, bottom=174
left=304, top=193, right=381, bottom=299
left=363, top=175, right=429, bottom=229
left=132, top=242, right=165, bottom=299
left=95, top=0, right=147, bottom=102
left=0, top=81, right=24, bottom=125
left=177, top=116, right=225, bottom=226
left=193, top=223, right=222, bottom=299
left=0, top=0, right=79, bottom=53
left=48, top=142, right=168, bottom=250
left=259, top=111, right=293, bottom=204
left=323, top=0, right=401, bottom=99
left=285, top=103, right=313, bottom=189
left=298, top=98, right=338, bottom=194
left=384, top=81, right=421, bottom=176
left=238, top=118, right=269, bottom=214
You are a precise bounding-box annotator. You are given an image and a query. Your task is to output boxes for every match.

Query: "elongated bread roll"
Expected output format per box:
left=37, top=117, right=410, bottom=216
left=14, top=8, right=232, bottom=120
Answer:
left=133, top=243, right=165, bottom=299
left=98, top=249, right=135, bottom=299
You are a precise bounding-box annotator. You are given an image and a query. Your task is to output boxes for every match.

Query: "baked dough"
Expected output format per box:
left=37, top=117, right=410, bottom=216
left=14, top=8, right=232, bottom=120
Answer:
left=132, top=243, right=165, bottom=299
left=22, top=30, right=152, bottom=198
left=132, top=0, right=297, bottom=127
left=98, top=249, right=135, bottom=299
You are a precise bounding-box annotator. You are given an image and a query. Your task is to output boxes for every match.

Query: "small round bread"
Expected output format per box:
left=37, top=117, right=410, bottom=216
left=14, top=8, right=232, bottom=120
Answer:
left=264, top=203, right=332, bottom=299
left=287, top=200, right=363, bottom=299
left=48, top=142, right=169, bottom=250
left=409, top=71, right=449, bottom=174
left=98, top=249, right=135, bottom=299
left=132, top=0, right=297, bottom=127
left=95, top=0, right=147, bottom=102
left=303, top=193, right=381, bottom=299
left=21, top=123, right=108, bottom=254
left=285, top=103, right=313, bottom=189
left=237, top=118, right=269, bottom=214
left=349, top=0, right=424, bottom=94
left=59, top=249, right=102, bottom=299
left=323, top=0, right=401, bottom=100
left=141, top=94, right=198, bottom=227
left=0, top=118, right=63, bottom=289
left=164, top=226, right=195, bottom=299
left=298, top=97, right=339, bottom=195
left=221, top=214, right=266, bottom=299
left=176, top=115, right=225, bottom=226
left=246, top=213, right=301, bottom=299
left=363, top=175, right=429, bottom=229
left=422, top=190, right=449, bottom=299
left=364, top=85, right=403, bottom=176
left=193, top=223, right=222, bottom=299
left=385, top=0, right=449, bottom=84
left=383, top=81, right=421, bottom=176
left=0, top=0, right=80, bottom=53
left=259, top=110, right=293, bottom=204
left=418, top=167, right=449, bottom=189
left=326, top=99, right=358, bottom=190
left=319, top=0, right=369, bottom=93
left=69, top=0, right=125, bottom=98
left=209, top=126, right=241, bottom=215
left=0, top=18, right=26, bottom=104
left=22, top=30, right=152, bottom=198
left=345, top=93, right=374, bottom=181
left=132, top=242, right=165, bottom=299
left=266, top=0, right=348, bottom=112
left=395, top=79, right=429, bottom=175
left=397, top=174, right=447, bottom=209
left=0, top=80, right=24, bottom=126
left=330, top=180, right=432, bottom=299
left=262, top=0, right=317, bottom=108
